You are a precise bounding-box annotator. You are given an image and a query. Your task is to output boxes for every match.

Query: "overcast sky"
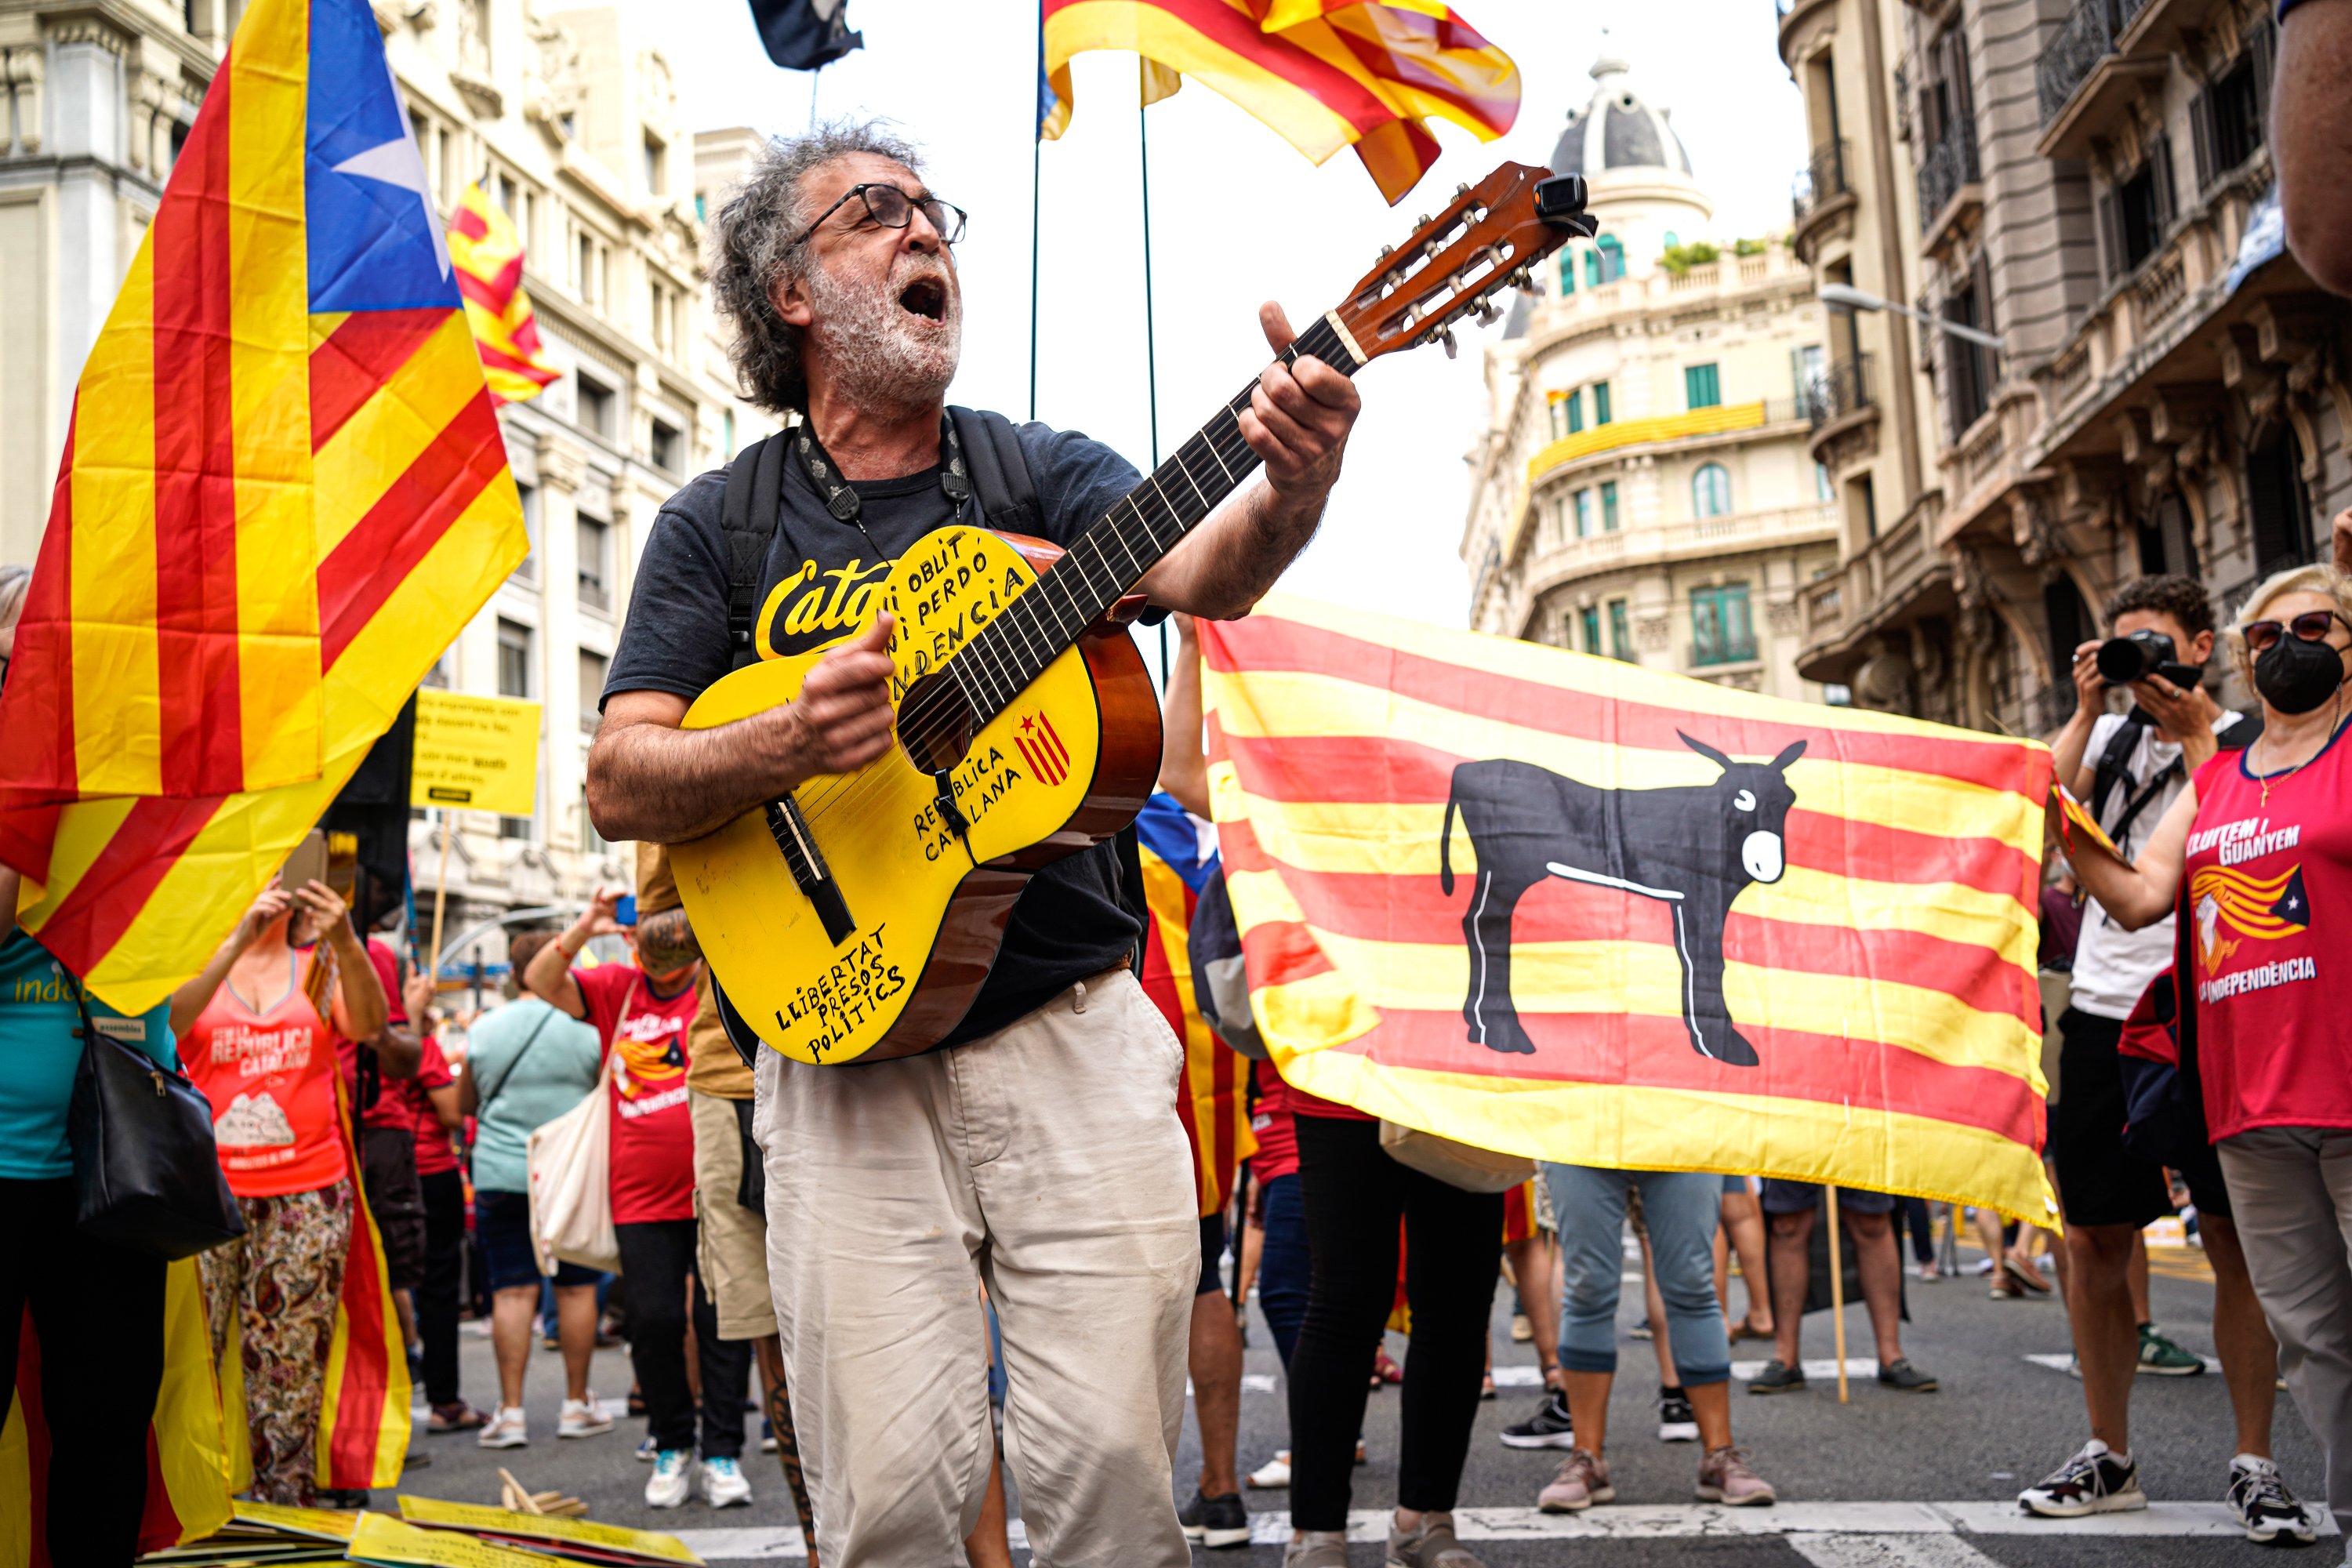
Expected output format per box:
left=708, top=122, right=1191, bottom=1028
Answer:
left=641, top=0, right=1809, bottom=630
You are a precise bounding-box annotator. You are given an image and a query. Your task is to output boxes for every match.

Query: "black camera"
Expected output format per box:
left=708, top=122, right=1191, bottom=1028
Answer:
left=2095, top=628, right=2203, bottom=690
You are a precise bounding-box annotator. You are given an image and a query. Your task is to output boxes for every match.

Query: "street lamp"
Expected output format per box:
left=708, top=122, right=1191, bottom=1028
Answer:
left=1819, top=282, right=2004, bottom=350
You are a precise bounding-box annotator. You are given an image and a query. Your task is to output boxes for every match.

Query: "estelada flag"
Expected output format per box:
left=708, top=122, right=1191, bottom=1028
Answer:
left=2, top=1258, right=235, bottom=1565
left=1201, top=596, right=2060, bottom=1223
left=1042, top=0, right=1519, bottom=204
left=0, top=0, right=527, bottom=1014
left=1136, top=792, right=1256, bottom=1218
left=450, top=182, right=561, bottom=407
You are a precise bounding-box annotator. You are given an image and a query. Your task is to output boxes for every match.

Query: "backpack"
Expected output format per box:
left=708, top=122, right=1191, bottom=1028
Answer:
left=708, top=409, right=1149, bottom=1064
left=1186, top=866, right=1267, bottom=1059
left=2114, top=885, right=2209, bottom=1165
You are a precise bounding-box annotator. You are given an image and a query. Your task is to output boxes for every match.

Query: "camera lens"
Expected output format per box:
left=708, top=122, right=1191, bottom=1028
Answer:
left=2096, top=636, right=2154, bottom=684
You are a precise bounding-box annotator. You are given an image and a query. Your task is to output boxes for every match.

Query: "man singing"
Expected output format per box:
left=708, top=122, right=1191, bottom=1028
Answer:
left=587, top=123, right=1358, bottom=1566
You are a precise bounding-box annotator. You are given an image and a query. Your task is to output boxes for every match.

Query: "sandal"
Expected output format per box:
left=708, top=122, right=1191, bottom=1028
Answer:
left=1372, top=1348, right=1404, bottom=1386
left=426, top=1403, right=488, bottom=1433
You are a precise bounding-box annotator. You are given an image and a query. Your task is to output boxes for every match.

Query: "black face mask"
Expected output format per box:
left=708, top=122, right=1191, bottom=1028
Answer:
left=2253, top=633, right=2348, bottom=714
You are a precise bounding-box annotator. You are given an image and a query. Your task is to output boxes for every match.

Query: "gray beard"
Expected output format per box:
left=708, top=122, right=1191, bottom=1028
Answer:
left=804, top=256, right=961, bottom=416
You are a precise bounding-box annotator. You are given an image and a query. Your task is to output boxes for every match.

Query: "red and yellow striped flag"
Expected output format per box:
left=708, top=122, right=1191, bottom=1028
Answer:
left=450, top=182, right=561, bottom=407
left=1201, top=597, right=2060, bottom=1223
left=2, top=1259, right=235, bottom=1565
left=1043, top=0, right=1519, bottom=204
left=1137, top=793, right=1257, bottom=1217
left=0, top=0, right=526, bottom=1015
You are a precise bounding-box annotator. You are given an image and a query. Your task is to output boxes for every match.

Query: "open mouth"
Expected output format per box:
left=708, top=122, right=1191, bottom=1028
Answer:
left=898, top=277, right=947, bottom=321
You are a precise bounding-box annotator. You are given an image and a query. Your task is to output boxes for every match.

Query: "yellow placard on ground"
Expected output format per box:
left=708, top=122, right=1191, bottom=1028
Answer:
left=410, top=691, right=540, bottom=815
left=229, top=1502, right=361, bottom=1541
left=394, top=1498, right=702, bottom=1565
left=347, top=1513, right=563, bottom=1568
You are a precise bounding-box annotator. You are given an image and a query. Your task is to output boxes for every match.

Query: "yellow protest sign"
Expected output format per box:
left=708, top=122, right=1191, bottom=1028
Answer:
left=394, top=1498, right=702, bottom=1564
left=410, top=691, right=540, bottom=815
left=230, top=1501, right=361, bottom=1541
left=347, top=1513, right=562, bottom=1567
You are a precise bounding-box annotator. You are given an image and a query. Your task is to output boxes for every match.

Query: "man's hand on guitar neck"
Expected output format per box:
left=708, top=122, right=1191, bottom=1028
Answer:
left=1139, top=302, right=1361, bottom=621
left=590, top=617, right=898, bottom=846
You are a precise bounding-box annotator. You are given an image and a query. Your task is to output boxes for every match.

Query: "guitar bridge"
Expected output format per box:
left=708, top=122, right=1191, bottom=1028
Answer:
left=765, top=797, right=856, bottom=946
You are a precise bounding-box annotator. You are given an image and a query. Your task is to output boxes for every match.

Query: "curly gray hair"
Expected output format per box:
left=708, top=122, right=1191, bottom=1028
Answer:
left=708, top=119, right=927, bottom=415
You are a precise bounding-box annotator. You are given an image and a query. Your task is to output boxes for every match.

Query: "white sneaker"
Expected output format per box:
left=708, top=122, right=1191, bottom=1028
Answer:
left=477, top=1407, right=528, bottom=1449
left=645, top=1449, right=694, bottom=1508
left=1247, top=1451, right=1292, bottom=1489
left=700, top=1455, right=754, bottom=1508
left=558, top=1394, right=613, bottom=1439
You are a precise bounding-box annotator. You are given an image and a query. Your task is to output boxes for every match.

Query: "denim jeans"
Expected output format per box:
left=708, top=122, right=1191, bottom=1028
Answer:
left=1544, top=1163, right=1730, bottom=1387
left=1256, top=1171, right=1310, bottom=1370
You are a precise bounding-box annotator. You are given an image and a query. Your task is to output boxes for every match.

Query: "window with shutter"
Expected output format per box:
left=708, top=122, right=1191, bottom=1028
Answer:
left=2190, top=91, right=2216, bottom=191
left=2097, top=190, right=2124, bottom=283
left=2250, top=18, right=2276, bottom=126
left=2150, top=132, right=2176, bottom=233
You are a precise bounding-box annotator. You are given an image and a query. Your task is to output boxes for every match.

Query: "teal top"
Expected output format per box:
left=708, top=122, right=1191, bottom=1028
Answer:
left=0, top=930, right=177, bottom=1181
left=465, top=996, right=604, bottom=1193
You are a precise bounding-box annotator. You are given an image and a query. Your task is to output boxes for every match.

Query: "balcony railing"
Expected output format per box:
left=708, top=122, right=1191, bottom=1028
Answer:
left=1915, top=130, right=1982, bottom=230
left=1692, top=637, right=1762, bottom=669
left=1804, top=354, right=1875, bottom=429
left=2038, top=0, right=2125, bottom=125
left=1791, top=139, right=1849, bottom=226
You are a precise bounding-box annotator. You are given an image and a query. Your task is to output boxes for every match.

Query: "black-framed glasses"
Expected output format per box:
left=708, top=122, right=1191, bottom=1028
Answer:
left=789, top=183, right=967, bottom=249
left=2243, top=608, right=2352, bottom=653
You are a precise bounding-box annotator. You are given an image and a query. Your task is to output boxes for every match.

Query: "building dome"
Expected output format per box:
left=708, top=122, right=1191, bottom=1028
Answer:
left=1549, top=51, right=1694, bottom=181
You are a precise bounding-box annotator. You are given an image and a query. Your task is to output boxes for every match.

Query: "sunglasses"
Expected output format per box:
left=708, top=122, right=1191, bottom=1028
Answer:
left=2242, top=608, right=2352, bottom=653
left=789, top=183, right=968, bottom=250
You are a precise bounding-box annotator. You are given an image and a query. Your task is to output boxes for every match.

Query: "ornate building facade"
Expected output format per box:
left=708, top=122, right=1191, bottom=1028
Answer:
left=1779, top=0, right=2348, bottom=731
left=1464, top=54, right=1842, bottom=702
left=0, top=0, right=775, bottom=949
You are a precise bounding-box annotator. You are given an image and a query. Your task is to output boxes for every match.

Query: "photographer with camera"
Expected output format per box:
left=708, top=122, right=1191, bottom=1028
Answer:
left=2019, top=575, right=2310, bottom=1541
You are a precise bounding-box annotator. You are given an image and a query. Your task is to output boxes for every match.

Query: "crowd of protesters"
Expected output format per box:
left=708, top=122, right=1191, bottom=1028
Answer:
left=4, top=538, right=2352, bottom=1566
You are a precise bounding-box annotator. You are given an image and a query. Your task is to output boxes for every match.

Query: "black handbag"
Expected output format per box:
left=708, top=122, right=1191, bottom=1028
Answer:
left=68, top=992, right=246, bottom=1260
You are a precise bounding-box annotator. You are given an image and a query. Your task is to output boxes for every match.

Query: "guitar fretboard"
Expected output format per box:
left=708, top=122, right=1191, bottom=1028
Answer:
left=939, top=316, right=1361, bottom=726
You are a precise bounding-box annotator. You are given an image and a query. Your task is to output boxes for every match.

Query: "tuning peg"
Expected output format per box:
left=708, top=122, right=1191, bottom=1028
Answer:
left=1475, top=299, right=1501, bottom=326
left=1416, top=214, right=1432, bottom=228
left=1378, top=243, right=1394, bottom=259
left=1455, top=182, right=1472, bottom=198
left=1439, top=328, right=1458, bottom=359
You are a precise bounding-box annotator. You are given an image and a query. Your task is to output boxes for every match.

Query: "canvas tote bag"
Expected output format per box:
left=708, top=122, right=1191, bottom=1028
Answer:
left=527, top=1057, right=619, bottom=1275
left=1378, top=1120, right=1536, bottom=1193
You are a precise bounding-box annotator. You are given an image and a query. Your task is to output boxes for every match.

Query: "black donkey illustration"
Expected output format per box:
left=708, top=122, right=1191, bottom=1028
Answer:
left=1438, top=732, right=1806, bottom=1064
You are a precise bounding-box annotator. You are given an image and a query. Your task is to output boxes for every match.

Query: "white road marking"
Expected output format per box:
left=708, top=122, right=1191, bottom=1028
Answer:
left=1184, top=1373, right=1281, bottom=1396
left=664, top=1502, right=2334, bottom=1558
left=2024, top=1350, right=2222, bottom=1375
left=1732, top=1357, right=1880, bottom=1381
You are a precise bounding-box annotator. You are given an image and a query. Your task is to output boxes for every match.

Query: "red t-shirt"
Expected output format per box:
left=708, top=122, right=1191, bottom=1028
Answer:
left=1250, top=1058, right=1300, bottom=1182
left=337, top=939, right=413, bottom=1134
left=2184, top=736, right=2352, bottom=1141
left=575, top=963, right=699, bottom=1225
left=183, top=950, right=348, bottom=1197
left=405, top=1036, right=459, bottom=1177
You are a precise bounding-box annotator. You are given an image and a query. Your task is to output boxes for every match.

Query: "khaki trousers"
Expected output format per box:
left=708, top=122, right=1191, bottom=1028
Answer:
left=689, top=1087, right=779, bottom=1341
left=2216, top=1125, right=2352, bottom=1526
left=753, top=967, right=1196, bottom=1567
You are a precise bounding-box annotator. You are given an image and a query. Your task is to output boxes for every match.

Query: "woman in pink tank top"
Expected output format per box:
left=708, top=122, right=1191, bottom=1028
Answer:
left=2068, top=563, right=2352, bottom=1535
left=171, top=873, right=386, bottom=1504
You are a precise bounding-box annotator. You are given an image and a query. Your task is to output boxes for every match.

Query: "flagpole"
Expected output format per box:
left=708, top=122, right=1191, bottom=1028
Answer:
left=1825, top=1184, right=1850, bottom=1405
left=1139, top=71, right=1167, bottom=684
left=1030, top=1, right=1044, bottom=423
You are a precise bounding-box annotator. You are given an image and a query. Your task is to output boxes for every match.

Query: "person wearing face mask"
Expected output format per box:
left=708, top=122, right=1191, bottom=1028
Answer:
left=2020, top=575, right=2303, bottom=1538
left=2067, top=563, right=2352, bottom=1554
left=526, top=887, right=755, bottom=1510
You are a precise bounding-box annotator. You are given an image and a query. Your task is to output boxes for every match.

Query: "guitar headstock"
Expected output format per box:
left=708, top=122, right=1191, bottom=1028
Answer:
left=1332, top=163, right=1598, bottom=364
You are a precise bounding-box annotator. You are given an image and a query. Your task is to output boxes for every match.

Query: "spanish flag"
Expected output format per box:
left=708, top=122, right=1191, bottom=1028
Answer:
left=2, top=1260, right=235, bottom=1566
left=1042, top=0, right=1519, bottom=204
left=1136, top=793, right=1256, bottom=1218
left=1201, top=597, right=2060, bottom=1224
left=450, top=182, right=561, bottom=407
left=0, top=0, right=528, bottom=1014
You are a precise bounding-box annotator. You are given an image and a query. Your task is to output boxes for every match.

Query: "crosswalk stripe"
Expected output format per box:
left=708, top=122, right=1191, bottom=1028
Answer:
left=665, top=1501, right=2330, bottom=1559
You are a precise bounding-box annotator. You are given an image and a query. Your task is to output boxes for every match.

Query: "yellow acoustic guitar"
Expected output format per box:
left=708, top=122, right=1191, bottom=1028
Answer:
left=673, top=162, right=1596, bottom=1064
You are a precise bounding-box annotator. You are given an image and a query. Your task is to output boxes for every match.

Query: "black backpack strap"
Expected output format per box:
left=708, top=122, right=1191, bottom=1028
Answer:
left=948, top=406, right=1043, bottom=535
left=722, top=434, right=789, bottom=671
left=2090, top=715, right=2146, bottom=824
left=1116, top=822, right=1149, bottom=980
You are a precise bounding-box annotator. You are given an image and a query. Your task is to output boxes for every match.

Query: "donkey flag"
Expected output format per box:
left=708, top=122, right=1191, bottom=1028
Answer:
left=0, top=0, right=527, bottom=1014
left=750, top=0, right=862, bottom=71
left=1200, top=596, right=2060, bottom=1223
left=1041, top=0, right=1519, bottom=204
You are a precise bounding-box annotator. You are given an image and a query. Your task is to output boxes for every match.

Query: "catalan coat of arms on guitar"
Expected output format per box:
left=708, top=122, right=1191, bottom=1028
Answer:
left=672, top=162, right=1596, bottom=1065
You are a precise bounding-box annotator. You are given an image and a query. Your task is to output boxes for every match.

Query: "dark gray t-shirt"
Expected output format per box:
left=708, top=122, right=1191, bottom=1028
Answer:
left=604, top=421, right=1148, bottom=1047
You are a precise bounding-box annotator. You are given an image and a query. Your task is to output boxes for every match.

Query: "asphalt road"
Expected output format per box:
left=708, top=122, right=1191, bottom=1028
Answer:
left=379, top=1236, right=2339, bottom=1566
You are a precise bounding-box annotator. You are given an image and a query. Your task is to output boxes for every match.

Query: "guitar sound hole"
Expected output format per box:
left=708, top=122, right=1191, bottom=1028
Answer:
left=897, top=672, right=975, bottom=774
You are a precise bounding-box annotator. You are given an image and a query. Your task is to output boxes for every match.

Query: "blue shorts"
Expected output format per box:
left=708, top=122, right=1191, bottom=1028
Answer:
left=476, top=1189, right=600, bottom=1292
left=1759, top=1179, right=1895, bottom=1217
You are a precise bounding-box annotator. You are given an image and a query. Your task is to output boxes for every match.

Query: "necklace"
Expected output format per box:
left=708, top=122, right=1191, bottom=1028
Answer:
left=2253, top=690, right=2343, bottom=807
